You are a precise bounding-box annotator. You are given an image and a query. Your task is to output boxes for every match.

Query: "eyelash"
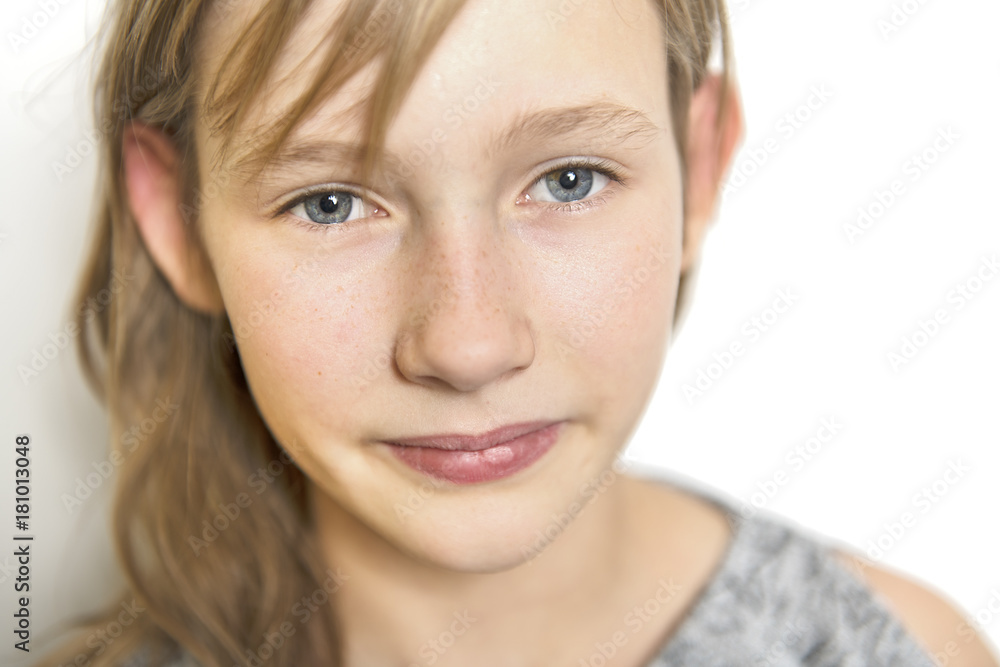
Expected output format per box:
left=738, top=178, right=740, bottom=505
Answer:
left=273, top=157, right=626, bottom=232
left=275, top=185, right=374, bottom=233
left=524, top=157, right=625, bottom=214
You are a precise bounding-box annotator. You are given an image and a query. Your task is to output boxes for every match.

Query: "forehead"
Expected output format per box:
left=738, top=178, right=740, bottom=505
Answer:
left=194, top=0, right=670, bottom=177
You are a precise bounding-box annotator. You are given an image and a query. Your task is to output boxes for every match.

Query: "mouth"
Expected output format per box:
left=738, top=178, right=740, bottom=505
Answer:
left=382, top=420, right=562, bottom=451
left=380, top=420, right=566, bottom=484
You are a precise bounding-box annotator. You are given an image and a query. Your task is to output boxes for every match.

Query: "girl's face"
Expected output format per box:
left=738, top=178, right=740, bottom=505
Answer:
left=194, top=0, right=683, bottom=570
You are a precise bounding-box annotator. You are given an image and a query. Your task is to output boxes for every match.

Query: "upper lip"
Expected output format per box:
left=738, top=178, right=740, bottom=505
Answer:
left=382, top=420, right=560, bottom=451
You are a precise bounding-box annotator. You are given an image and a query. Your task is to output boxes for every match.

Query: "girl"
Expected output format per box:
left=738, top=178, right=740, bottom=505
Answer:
left=34, top=0, right=999, bottom=665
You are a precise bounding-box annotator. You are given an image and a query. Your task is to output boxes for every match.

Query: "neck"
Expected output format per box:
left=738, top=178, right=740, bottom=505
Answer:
left=309, top=475, right=638, bottom=666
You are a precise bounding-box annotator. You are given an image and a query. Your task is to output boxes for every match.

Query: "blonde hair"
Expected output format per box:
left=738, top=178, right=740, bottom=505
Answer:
left=38, top=1, right=732, bottom=665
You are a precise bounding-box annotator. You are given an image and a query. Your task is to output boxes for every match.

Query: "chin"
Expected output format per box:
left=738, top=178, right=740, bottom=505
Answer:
left=400, top=528, right=554, bottom=575
left=380, top=495, right=574, bottom=574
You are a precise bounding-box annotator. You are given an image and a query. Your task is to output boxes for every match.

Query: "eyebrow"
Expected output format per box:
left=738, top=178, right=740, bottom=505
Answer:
left=486, top=101, right=662, bottom=160
left=229, top=101, right=662, bottom=179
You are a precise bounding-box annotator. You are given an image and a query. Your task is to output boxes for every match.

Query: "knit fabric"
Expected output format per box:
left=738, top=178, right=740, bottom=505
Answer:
left=645, top=488, right=937, bottom=666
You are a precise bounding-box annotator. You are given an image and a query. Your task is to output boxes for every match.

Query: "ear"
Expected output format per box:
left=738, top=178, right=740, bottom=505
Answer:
left=681, top=73, right=744, bottom=274
left=121, top=121, right=225, bottom=314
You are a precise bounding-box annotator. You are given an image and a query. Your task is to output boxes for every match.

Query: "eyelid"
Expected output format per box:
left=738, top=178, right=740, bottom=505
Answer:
left=270, top=159, right=625, bottom=224
left=271, top=183, right=384, bottom=220
left=519, top=157, right=627, bottom=209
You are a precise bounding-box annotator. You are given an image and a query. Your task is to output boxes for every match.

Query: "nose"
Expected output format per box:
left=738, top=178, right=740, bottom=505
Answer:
left=394, top=221, right=535, bottom=393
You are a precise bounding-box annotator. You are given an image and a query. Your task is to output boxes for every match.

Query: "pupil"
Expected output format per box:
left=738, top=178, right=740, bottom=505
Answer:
left=320, top=194, right=341, bottom=214
left=543, top=167, right=593, bottom=203
left=558, top=170, right=578, bottom=190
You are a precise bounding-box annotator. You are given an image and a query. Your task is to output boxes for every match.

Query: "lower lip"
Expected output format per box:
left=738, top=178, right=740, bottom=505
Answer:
left=384, top=422, right=565, bottom=485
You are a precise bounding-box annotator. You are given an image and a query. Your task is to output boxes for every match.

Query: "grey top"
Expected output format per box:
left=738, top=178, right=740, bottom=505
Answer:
left=125, top=474, right=938, bottom=666
left=644, top=475, right=938, bottom=666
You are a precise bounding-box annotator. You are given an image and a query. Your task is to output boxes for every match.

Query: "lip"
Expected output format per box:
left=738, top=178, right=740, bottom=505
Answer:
left=382, top=420, right=565, bottom=484
left=383, top=420, right=561, bottom=451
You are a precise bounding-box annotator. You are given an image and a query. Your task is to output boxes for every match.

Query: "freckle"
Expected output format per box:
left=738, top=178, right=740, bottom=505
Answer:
left=317, top=371, right=322, bottom=376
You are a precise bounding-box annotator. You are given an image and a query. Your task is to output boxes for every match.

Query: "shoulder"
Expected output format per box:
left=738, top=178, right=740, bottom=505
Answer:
left=624, top=473, right=997, bottom=666
left=636, top=478, right=941, bottom=664
left=836, top=552, right=1000, bottom=667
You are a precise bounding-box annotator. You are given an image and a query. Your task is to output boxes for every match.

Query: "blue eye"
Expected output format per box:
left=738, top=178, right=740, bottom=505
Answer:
left=526, top=164, right=613, bottom=205
left=545, top=168, right=595, bottom=202
left=288, top=190, right=367, bottom=225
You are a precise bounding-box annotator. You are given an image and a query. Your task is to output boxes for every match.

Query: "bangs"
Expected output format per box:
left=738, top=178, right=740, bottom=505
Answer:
left=200, top=0, right=470, bottom=182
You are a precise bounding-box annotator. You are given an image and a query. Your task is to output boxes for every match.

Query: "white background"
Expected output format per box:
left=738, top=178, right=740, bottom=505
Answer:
left=2, top=0, right=998, bottom=664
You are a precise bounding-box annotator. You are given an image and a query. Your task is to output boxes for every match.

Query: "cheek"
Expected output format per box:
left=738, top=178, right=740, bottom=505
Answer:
left=560, top=242, right=676, bottom=352
left=541, top=205, right=682, bottom=397
left=213, top=238, right=392, bottom=439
